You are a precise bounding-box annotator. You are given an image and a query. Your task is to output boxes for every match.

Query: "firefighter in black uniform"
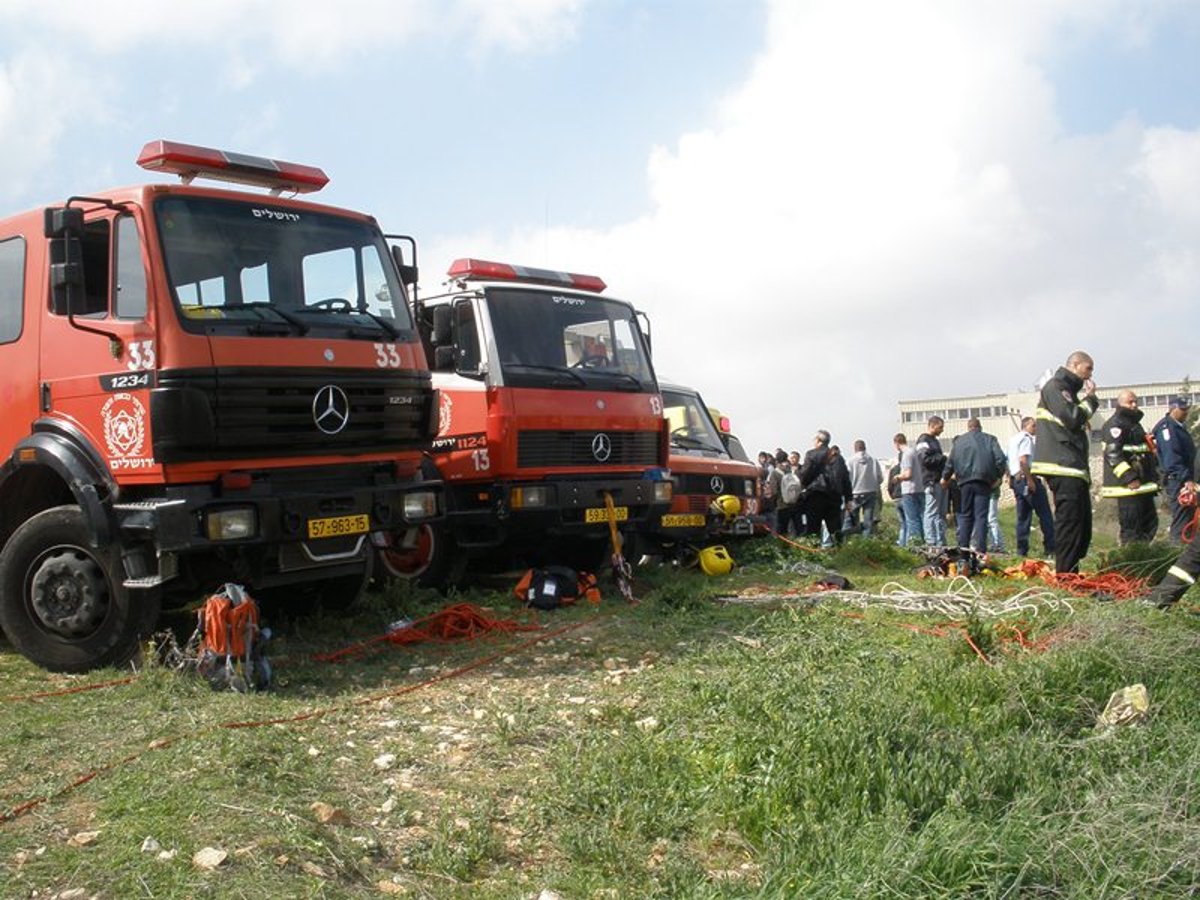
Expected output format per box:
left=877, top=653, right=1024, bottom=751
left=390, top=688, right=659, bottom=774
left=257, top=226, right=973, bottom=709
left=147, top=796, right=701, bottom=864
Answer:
left=1147, top=468, right=1198, bottom=608
left=1031, top=351, right=1098, bottom=574
left=1100, top=389, right=1159, bottom=544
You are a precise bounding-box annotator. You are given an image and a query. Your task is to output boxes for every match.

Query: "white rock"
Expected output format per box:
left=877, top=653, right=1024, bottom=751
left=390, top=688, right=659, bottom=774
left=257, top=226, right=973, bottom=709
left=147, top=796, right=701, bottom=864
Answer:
left=373, top=753, right=397, bottom=770
left=140, top=837, right=161, bottom=853
left=192, top=847, right=228, bottom=870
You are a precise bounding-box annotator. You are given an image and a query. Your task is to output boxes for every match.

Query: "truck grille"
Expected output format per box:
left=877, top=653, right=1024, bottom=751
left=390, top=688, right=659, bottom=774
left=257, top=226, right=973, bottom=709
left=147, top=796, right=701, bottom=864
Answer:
left=517, top=430, right=660, bottom=469
left=152, top=366, right=433, bottom=461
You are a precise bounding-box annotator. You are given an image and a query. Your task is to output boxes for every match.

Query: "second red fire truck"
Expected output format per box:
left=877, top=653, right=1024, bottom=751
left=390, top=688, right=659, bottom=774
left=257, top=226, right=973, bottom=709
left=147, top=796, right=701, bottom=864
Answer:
left=375, top=258, right=671, bottom=586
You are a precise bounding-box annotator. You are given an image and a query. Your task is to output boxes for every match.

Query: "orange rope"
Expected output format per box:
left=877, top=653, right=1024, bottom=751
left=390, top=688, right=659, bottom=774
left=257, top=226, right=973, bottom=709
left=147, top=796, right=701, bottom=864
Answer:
left=766, top=527, right=828, bottom=553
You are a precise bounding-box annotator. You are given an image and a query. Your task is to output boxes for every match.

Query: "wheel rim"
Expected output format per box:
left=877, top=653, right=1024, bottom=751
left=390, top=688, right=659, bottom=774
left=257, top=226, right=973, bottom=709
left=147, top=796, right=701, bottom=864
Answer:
left=380, top=525, right=436, bottom=578
left=27, top=545, right=111, bottom=638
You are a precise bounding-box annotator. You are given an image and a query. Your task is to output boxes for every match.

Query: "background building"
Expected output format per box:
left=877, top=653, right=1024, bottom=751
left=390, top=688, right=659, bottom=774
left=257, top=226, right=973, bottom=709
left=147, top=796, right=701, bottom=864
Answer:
left=898, top=380, right=1194, bottom=444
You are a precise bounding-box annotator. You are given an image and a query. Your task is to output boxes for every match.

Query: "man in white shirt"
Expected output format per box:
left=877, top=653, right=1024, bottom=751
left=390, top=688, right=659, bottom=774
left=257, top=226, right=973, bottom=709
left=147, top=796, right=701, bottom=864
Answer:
left=1007, top=417, right=1056, bottom=557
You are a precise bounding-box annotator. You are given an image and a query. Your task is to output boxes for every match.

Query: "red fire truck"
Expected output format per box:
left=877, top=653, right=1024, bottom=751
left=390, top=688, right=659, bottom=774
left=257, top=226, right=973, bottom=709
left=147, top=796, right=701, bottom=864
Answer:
left=374, top=258, right=671, bottom=585
left=0, top=140, right=440, bottom=671
left=634, top=382, right=760, bottom=558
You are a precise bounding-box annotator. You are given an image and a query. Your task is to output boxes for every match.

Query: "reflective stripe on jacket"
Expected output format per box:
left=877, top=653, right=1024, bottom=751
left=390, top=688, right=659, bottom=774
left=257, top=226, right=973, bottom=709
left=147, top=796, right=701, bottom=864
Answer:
left=1031, top=366, right=1097, bottom=483
left=1101, top=406, right=1160, bottom=498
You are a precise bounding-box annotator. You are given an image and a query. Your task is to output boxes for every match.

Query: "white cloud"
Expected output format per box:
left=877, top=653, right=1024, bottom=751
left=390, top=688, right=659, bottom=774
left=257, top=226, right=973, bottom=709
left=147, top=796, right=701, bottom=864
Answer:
left=0, top=49, right=109, bottom=203
left=422, top=0, right=1200, bottom=457
left=0, top=0, right=583, bottom=66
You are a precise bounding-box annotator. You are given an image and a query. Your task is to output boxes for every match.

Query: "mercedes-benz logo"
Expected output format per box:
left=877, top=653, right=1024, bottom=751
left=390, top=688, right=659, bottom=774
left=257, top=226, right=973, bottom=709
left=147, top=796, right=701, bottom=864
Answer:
left=591, top=432, right=612, bottom=462
left=313, top=385, right=350, bottom=435
left=710, top=476, right=724, bottom=494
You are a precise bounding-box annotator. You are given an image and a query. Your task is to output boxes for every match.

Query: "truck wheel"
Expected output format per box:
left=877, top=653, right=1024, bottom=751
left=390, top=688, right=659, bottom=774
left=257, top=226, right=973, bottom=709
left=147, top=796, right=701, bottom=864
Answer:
left=0, top=506, right=157, bottom=672
left=376, top=524, right=452, bottom=589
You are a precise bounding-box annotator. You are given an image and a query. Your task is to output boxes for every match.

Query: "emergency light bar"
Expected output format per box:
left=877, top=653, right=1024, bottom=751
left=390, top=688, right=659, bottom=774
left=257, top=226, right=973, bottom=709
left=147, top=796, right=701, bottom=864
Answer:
left=136, top=140, right=329, bottom=194
left=447, top=258, right=606, bottom=293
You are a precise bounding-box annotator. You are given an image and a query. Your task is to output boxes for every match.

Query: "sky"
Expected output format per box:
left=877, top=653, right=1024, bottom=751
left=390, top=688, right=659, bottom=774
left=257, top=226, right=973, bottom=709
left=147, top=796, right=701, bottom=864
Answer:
left=2, top=0, right=1199, bottom=461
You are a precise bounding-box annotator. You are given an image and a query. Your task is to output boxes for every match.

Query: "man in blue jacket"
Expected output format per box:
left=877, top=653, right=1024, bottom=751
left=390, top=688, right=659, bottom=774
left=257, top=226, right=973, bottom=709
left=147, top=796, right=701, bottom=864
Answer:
left=1154, top=396, right=1196, bottom=543
left=942, top=418, right=1007, bottom=552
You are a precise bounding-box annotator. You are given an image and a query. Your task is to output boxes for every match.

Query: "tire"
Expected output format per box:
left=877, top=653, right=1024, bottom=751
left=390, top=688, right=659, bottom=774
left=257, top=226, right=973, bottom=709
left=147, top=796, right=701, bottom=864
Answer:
left=0, top=506, right=158, bottom=672
left=375, top=524, right=453, bottom=590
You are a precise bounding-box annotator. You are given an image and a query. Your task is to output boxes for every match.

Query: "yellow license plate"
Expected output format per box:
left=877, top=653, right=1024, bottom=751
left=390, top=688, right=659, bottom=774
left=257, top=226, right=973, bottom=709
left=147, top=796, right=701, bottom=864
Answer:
left=661, top=513, right=706, bottom=528
left=307, top=513, right=370, bottom=539
left=584, top=506, right=628, bottom=523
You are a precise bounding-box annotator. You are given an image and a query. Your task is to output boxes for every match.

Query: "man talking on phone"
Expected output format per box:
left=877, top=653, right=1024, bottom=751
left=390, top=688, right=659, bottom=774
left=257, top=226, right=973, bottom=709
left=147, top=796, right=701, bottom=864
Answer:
left=1031, top=351, right=1099, bottom=574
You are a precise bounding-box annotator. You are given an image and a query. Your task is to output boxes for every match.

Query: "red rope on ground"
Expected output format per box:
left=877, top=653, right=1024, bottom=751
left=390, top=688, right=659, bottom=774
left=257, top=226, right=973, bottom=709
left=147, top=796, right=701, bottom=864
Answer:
left=312, top=602, right=544, bottom=664
left=0, top=675, right=138, bottom=705
left=1043, top=571, right=1149, bottom=600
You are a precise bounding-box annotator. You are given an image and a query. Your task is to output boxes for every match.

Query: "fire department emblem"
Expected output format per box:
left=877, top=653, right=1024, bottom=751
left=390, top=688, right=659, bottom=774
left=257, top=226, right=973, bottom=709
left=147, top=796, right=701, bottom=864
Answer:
left=438, top=391, right=453, bottom=436
left=102, top=393, right=146, bottom=458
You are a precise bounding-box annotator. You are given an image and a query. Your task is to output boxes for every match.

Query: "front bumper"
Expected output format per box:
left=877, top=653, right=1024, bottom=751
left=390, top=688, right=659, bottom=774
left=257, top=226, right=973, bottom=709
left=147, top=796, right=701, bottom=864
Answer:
left=111, top=464, right=443, bottom=587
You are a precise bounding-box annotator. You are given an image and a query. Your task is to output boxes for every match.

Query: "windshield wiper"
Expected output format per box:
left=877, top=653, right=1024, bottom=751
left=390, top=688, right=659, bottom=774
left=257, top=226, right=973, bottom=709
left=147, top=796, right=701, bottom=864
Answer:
left=209, top=301, right=309, bottom=335
left=671, top=433, right=722, bottom=452
left=503, top=363, right=587, bottom=387
left=578, top=369, right=643, bottom=390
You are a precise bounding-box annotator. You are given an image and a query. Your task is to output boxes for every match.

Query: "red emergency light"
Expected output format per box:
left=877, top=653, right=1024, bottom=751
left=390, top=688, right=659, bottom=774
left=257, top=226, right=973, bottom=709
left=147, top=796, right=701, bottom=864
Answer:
left=136, top=140, right=329, bottom=194
left=446, top=258, right=606, bottom=293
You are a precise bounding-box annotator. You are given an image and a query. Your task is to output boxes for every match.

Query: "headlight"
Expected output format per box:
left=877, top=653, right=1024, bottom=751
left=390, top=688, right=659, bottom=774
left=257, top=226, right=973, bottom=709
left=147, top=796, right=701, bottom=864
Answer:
left=653, top=480, right=673, bottom=503
left=511, top=486, right=550, bottom=509
left=403, top=491, right=438, bottom=521
left=205, top=507, right=257, bottom=541
left=745, top=479, right=755, bottom=496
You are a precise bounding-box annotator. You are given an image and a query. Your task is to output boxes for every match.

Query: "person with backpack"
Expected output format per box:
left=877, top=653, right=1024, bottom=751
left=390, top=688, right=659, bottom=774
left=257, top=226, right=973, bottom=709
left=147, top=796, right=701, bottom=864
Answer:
left=844, top=439, right=884, bottom=536
left=775, top=451, right=805, bottom=536
left=798, top=431, right=851, bottom=546
left=915, top=416, right=949, bottom=546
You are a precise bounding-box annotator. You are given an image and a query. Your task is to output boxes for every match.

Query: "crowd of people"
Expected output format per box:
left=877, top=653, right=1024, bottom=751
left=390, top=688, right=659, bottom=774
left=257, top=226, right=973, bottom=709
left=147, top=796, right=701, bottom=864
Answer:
left=755, top=351, right=1198, bottom=603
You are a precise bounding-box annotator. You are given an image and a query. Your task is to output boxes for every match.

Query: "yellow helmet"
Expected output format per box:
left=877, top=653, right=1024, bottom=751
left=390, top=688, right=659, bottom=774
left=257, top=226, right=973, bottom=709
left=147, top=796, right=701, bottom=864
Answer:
left=710, top=494, right=741, bottom=522
left=698, top=545, right=734, bottom=576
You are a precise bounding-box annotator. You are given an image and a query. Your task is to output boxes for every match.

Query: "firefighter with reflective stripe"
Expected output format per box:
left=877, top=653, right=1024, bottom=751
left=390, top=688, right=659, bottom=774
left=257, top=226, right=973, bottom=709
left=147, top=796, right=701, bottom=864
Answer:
left=1147, top=536, right=1200, bottom=608
left=1031, top=351, right=1098, bottom=574
left=1100, top=389, right=1159, bottom=544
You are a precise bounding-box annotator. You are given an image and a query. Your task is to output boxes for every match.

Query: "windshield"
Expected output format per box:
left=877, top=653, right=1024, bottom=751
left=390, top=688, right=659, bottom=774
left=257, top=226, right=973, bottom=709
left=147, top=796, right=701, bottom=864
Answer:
left=486, top=288, right=654, bottom=390
left=154, top=196, right=413, bottom=337
left=663, top=389, right=728, bottom=455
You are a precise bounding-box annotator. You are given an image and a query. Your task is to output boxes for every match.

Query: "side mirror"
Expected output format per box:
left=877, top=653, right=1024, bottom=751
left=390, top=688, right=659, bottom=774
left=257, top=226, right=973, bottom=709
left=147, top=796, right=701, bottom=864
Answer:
left=48, top=236, right=85, bottom=316
left=431, top=305, right=453, bottom=345
left=636, top=310, right=653, bottom=356
left=44, top=206, right=84, bottom=239
left=390, top=245, right=418, bottom=287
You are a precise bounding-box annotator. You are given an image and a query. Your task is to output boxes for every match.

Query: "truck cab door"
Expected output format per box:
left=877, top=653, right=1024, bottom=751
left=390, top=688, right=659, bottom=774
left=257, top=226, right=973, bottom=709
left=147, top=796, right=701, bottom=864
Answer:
left=39, top=212, right=160, bottom=476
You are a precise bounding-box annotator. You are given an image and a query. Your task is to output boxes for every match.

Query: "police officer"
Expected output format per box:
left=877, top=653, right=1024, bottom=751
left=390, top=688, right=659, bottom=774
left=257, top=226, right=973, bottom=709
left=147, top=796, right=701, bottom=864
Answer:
left=1153, top=396, right=1196, bottom=543
left=1031, top=350, right=1098, bottom=574
left=1100, top=389, right=1159, bottom=544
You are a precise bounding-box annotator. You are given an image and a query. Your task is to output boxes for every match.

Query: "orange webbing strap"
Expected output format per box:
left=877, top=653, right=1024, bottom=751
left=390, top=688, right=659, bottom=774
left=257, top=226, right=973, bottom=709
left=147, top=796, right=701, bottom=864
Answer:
left=201, top=594, right=260, bottom=657
left=578, top=571, right=602, bottom=604
left=603, top=491, right=637, bottom=604
left=202, top=595, right=233, bottom=655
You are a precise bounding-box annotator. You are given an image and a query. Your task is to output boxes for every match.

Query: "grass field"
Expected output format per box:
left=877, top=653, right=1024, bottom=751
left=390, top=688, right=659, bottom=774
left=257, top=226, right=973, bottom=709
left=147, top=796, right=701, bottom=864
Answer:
left=2, top=507, right=1198, bottom=898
